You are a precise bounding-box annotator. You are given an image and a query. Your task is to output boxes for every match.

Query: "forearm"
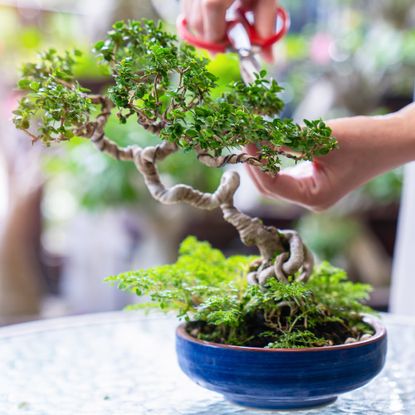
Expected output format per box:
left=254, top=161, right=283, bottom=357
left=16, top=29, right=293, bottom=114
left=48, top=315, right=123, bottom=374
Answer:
left=369, top=106, right=415, bottom=168
left=328, top=103, right=415, bottom=178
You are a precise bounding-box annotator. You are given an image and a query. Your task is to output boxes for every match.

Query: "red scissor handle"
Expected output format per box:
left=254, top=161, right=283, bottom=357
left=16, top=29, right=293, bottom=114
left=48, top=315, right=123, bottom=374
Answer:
left=177, top=17, right=230, bottom=53
left=177, top=6, right=290, bottom=54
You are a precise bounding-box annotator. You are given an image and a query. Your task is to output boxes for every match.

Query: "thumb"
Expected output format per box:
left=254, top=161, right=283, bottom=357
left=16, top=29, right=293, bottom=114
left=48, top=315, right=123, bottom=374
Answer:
left=249, top=163, right=318, bottom=205
left=202, top=0, right=235, bottom=43
left=240, top=0, right=278, bottom=62
left=245, top=144, right=320, bottom=207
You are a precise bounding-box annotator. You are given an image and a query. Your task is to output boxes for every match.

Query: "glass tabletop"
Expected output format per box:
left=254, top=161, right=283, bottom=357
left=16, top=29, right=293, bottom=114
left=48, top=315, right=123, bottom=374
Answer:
left=0, top=312, right=413, bottom=415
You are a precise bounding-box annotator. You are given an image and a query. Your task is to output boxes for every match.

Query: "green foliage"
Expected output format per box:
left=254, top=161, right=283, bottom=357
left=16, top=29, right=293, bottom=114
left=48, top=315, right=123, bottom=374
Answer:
left=14, top=49, right=94, bottom=144
left=108, top=237, right=375, bottom=348
left=14, top=19, right=336, bottom=173
left=306, top=262, right=373, bottom=316
left=266, top=330, right=326, bottom=349
left=107, top=236, right=255, bottom=319
left=205, top=52, right=241, bottom=97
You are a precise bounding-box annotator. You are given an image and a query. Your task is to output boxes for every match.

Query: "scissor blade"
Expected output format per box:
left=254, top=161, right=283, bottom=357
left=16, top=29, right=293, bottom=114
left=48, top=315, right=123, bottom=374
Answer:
left=227, top=21, right=261, bottom=85
left=239, top=54, right=261, bottom=85
left=227, top=21, right=251, bottom=53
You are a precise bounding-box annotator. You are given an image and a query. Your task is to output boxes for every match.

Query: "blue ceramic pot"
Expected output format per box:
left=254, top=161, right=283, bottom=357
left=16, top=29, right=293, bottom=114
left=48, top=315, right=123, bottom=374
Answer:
left=176, top=316, right=387, bottom=410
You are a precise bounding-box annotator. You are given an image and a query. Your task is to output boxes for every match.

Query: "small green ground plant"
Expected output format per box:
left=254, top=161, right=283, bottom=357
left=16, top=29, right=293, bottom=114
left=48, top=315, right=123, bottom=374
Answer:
left=13, top=19, right=375, bottom=348
left=107, top=237, right=374, bottom=348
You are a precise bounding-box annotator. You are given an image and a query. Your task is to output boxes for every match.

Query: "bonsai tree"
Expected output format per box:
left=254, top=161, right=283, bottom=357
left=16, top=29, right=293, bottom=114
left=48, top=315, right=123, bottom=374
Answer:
left=13, top=20, right=374, bottom=347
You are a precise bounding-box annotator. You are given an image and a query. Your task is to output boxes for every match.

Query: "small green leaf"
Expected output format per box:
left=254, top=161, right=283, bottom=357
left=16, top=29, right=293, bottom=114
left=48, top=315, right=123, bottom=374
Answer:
left=94, top=40, right=105, bottom=50
left=30, top=81, right=40, bottom=91
left=18, top=79, right=31, bottom=89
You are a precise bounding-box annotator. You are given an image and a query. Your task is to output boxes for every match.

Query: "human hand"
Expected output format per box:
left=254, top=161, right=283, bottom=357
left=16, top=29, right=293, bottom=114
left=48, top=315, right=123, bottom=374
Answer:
left=181, top=0, right=278, bottom=45
left=246, top=104, right=415, bottom=211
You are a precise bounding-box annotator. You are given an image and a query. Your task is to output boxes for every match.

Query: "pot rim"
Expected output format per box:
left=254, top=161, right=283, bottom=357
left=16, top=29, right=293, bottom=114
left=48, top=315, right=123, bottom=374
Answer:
left=176, top=315, right=386, bottom=353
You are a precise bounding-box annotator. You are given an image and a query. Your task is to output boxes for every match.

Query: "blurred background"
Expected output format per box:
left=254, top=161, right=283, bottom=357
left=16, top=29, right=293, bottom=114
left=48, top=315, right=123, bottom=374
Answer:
left=0, top=0, right=414, bottom=325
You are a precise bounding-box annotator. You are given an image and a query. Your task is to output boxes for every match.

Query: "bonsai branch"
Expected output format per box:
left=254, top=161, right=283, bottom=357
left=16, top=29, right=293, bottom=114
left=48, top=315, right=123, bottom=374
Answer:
left=196, top=148, right=263, bottom=168
left=82, top=110, right=314, bottom=285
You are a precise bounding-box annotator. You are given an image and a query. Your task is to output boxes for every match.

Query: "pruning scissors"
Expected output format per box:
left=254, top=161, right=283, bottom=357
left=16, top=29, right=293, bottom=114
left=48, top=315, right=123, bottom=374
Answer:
left=177, top=4, right=290, bottom=85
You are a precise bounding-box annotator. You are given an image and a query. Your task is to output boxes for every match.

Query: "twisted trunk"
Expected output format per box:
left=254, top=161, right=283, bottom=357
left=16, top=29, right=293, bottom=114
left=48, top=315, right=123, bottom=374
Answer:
left=82, top=98, right=314, bottom=285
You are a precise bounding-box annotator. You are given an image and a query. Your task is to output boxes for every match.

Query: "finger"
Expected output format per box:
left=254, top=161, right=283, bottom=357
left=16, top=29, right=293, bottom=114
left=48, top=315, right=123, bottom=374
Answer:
left=188, top=0, right=204, bottom=36
left=201, top=0, right=234, bottom=42
left=182, top=0, right=192, bottom=16
left=245, top=143, right=258, bottom=156
left=249, top=162, right=321, bottom=208
left=247, top=142, right=302, bottom=159
left=245, top=144, right=273, bottom=195
left=260, top=46, right=274, bottom=63
left=245, top=144, right=314, bottom=203
left=246, top=164, right=272, bottom=196
left=252, top=0, right=278, bottom=39
left=253, top=0, right=278, bottom=61
left=240, top=0, right=255, bottom=8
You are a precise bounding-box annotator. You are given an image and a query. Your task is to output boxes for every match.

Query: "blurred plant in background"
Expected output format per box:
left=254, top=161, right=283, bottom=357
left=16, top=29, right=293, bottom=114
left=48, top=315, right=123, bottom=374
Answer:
left=360, top=169, right=404, bottom=206
left=281, top=0, right=415, bottom=113
left=297, top=214, right=361, bottom=264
